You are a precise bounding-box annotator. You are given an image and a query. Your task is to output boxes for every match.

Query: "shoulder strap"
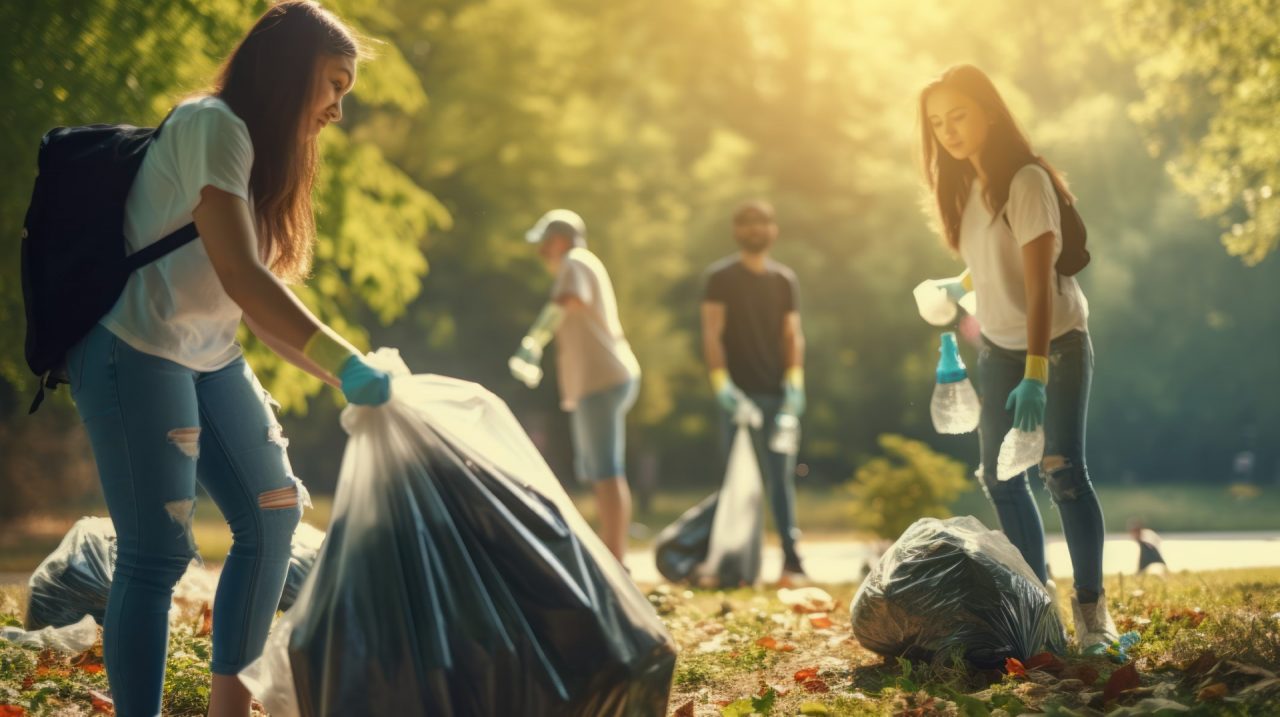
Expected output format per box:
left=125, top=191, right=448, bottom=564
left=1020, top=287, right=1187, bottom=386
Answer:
left=123, top=222, right=200, bottom=271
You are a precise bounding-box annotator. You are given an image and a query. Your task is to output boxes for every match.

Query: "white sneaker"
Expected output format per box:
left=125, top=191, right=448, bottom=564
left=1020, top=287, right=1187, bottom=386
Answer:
left=1071, top=590, right=1119, bottom=653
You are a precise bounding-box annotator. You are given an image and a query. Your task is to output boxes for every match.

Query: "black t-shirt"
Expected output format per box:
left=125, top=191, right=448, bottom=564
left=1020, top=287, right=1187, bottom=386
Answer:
left=703, top=255, right=799, bottom=395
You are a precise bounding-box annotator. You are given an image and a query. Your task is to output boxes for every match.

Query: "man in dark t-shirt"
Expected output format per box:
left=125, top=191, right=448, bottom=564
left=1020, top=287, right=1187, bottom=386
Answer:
left=701, top=199, right=808, bottom=584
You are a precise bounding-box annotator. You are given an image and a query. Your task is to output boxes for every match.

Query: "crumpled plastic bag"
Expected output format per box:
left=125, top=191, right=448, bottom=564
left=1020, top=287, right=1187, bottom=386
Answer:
left=25, top=516, right=325, bottom=630
left=850, top=516, right=1066, bottom=668
left=0, top=614, right=98, bottom=654
left=653, top=423, right=764, bottom=587
left=240, top=349, right=676, bottom=717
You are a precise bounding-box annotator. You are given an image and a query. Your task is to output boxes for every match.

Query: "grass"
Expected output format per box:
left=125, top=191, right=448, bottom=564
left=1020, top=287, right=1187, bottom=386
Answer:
left=1, top=482, right=1275, bottom=574
left=2, top=569, right=1279, bottom=715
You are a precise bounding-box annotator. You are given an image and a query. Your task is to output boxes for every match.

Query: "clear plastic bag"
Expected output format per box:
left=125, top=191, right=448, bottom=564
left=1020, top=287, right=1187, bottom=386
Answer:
left=654, top=424, right=764, bottom=588
left=850, top=516, right=1066, bottom=668
left=240, top=350, right=675, bottom=717
left=25, top=516, right=323, bottom=630
left=0, top=614, right=99, bottom=654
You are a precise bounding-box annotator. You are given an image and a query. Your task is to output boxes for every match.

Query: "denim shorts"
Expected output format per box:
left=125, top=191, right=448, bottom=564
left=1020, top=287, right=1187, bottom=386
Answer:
left=569, top=378, right=639, bottom=482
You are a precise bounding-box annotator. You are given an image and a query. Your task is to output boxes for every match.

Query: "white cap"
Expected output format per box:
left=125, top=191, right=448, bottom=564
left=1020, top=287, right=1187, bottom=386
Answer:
left=525, top=209, right=586, bottom=245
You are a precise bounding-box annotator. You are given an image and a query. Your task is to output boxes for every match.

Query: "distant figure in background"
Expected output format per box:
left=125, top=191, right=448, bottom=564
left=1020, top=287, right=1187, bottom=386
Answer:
left=509, top=209, right=642, bottom=564
left=701, top=199, right=809, bottom=586
left=1128, top=518, right=1168, bottom=575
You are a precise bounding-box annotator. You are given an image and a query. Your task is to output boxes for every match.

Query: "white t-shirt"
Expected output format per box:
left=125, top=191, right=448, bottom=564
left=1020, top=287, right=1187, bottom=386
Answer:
left=551, top=247, right=641, bottom=411
left=101, top=96, right=255, bottom=371
left=958, top=164, right=1089, bottom=350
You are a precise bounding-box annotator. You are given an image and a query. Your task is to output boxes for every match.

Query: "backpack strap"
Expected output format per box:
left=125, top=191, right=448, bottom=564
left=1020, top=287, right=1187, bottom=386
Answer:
left=123, top=222, right=200, bottom=271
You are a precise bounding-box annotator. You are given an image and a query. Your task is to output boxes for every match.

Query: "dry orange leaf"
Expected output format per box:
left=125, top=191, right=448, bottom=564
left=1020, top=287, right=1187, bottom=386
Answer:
left=1005, top=658, right=1027, bottom=678
left=1198, top=683, right=1229, bottom=702
left=800, top=678, right=830, bottom=693
left=0, top=706, right=25, bottom=717
left=794, top=667, right=819, bottom=682
left=1024, top=652, right=1066, bottom=674
left=755, top=636, right=795, bottom=652
left=198, top=602, right=213, bottom=637
left=1104, top=663, right=1141, bottom=703
left=88, top=689, right=114, bottom=715
left=809, top=615, right=834, bottom=629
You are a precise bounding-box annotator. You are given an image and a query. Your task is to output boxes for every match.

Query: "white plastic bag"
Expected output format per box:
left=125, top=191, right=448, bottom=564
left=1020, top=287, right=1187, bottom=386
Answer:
left=696, top=423, right=765, bottom=587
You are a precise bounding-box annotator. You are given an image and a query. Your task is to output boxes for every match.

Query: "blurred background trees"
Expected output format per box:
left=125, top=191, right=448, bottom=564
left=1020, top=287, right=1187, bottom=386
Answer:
left=2, top=0, right=1277, bottom=520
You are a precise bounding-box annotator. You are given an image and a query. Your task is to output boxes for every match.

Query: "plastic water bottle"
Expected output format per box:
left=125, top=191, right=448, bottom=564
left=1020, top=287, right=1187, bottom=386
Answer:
left=769, top=413, right=800, bottom=455
left=996, top=426, right=1045, bottom=481
left=913, top=279, right=959, bottom=326
left=930, top=332, right=980, bottom=434
left=508, top=355, right=542, bottom=389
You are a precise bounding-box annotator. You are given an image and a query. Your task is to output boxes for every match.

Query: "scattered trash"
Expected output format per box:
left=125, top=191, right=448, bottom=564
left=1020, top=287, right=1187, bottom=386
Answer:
left=240, top=355, right=675, bottom=716
left=0, top=614, right=98, bottom=654
left=777, top=587, right=835, bottom=614
left=850, top=516, right=1066, bottom=668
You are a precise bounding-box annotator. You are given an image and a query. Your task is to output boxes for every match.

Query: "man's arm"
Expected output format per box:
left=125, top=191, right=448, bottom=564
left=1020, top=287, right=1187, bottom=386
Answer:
left=782, top=310, right=805, bottom=369
left=701, top=301, right=727, bottom=371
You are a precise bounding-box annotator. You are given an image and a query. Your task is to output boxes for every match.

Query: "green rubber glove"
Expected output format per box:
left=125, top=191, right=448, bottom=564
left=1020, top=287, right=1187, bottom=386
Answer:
left=1005, top=355, right=1048, bottom=431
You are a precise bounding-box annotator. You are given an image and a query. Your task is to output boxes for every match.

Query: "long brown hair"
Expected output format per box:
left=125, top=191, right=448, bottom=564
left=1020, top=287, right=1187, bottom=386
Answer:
left=918, top=64, right=1072, bottom=251
left=213, top=1, right=363, bottom=283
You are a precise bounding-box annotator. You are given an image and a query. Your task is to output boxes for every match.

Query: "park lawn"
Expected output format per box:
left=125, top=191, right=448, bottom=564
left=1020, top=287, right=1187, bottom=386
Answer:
left=1, top=482, right=1276, bottom=574
left=2, top=568, right=1279, bottom=715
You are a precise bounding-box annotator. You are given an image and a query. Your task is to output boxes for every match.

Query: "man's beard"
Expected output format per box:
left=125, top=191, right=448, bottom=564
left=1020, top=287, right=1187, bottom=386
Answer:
left=736, top=234, right=772, bottom=253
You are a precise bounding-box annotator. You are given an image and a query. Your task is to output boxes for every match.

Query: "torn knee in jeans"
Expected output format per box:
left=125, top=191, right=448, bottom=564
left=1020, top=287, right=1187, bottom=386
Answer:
left=164, top=498, right=200, bottom=560
left=167, top=427, right=200, bottom=459
left=1040, top=455, right=1092, bottom=503
left=258, top=484, right=300, bottom=510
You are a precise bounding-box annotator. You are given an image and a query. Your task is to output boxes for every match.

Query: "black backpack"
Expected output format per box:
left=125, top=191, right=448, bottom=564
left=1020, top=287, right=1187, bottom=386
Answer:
left=1002, top=162, right=1091, bottom=277
left=20, top=115, right=199, bottom=413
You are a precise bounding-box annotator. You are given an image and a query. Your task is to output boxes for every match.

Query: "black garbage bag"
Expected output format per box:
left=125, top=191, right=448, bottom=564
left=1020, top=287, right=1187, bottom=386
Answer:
left=653, top=421, right=764, bottom=588
left=25, top=517, right=115, bottom=630
left=240, top=354, right=676, bottom=717
left=653, top=493, right=717, bottom=583
left=850, top=516, right=1066, bottom=668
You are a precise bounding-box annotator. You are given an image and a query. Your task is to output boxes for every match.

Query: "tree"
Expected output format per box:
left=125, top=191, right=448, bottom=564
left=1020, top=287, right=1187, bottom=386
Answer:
left=846, top=434, right=971, bottom=540
left=1116, top=0, right=1280, bottom=265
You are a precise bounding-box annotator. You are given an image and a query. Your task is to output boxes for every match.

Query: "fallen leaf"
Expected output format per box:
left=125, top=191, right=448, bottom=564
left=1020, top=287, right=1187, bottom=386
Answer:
left=0, top=706, right=25, bottom=717
left=794, top=667, right=819, bottom=682
left=800, top=678, right=830, bottom=693
left=88, top=689, right=114, bottom=715
left=671, top=700, right=694, bottom=717
left=73, top=643, right=106, bottom=674
left=754, top=636, right=795, bottom=651
left=1197, top=683, right=1228, bottom=702
left=1180, top=651, right=1218, bottom=677
left=1104, top=663, right=1141, bottom=703
left=198, top=602, right=213, bottom=637
left=1005, top=657, right=1027, bottom=678
left=1024, top=652, right=1066, bottom=674
left=809, top=614, right=834, bottom=629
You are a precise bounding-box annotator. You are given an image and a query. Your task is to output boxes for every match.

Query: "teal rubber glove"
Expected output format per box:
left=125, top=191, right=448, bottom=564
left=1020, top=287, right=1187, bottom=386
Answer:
left=512, top=341, right=542, bottom=369
left=1005, top=378, right=1046, bottom=432
left=781, top=366, right=806, bottom=417
left=338, top=355, right=391, bottom=406
left=710, top=368, right=741, bottom=413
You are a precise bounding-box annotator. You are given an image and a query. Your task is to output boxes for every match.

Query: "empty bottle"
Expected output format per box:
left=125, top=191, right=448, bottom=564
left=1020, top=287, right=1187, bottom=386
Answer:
left=996, top=426, right=1045, bottom=481
left=931, top=332, right=980, bottom=434
left=508, top=355, right=543, bottom=389
left=770, top=413, right=800, bottom=455
left=913, top=279, right=959, bottom=326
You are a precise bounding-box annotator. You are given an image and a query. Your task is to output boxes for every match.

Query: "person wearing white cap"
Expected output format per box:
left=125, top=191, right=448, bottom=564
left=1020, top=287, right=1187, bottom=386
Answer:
left=510, top=209, right=641, bottom=563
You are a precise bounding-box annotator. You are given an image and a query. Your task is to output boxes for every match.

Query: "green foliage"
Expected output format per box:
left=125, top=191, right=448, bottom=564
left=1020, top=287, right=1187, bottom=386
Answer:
left=1116, top=0, right=1280, bottom=265
left=845, top=434, right=971, bottom=540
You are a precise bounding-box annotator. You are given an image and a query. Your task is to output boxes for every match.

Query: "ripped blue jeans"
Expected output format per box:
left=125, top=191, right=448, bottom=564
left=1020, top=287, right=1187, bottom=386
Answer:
left=68, top=324, right=304, bottom=717
left=977, top=330, right=1105, bottom=604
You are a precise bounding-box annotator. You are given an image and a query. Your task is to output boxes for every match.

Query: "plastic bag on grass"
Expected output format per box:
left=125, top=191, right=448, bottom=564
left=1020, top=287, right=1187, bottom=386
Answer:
left=653, top=423, right=764, bottom=588
left=850, top=516, right=1066, bottom=668
left=240, top=350, right=676, bottom=717
left=26, top=516, right=324, bottom=629
left=0, top=614, right=98, bottom=654
left=25, top=517, right=115, bottom=630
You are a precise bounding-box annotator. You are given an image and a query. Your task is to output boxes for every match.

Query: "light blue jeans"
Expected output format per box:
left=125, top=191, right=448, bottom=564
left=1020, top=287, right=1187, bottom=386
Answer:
left=977, top=330, right=1105, bottom=604
left=719, top=393, right=801, bottom=567
left=68, top=324, right=303, bottom=717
